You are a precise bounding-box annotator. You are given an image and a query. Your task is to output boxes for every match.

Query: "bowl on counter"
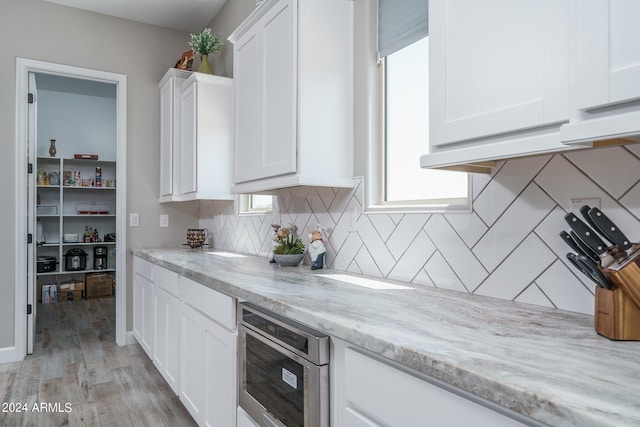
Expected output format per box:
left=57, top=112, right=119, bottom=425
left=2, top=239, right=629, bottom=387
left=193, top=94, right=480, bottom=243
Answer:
left=273, top=253, right=304, bottom=267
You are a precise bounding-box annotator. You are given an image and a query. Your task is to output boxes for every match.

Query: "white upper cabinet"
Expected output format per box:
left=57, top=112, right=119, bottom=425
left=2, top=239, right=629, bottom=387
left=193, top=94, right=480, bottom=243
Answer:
left=229, top=0, right=355, bottom=193
left=158, top=70, right=234, bottom=202
left=422, top=0, right=571, bottom=169
left=561, top=0, right=640, bottom=145
left=158, top=69, right=191, bottom=202
left=422, top=0, right=640, bottom=170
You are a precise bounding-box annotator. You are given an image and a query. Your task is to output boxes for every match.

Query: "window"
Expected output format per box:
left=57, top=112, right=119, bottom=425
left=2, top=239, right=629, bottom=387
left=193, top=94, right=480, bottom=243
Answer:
left=239, top=194, right=273, bottom=214
left=381, top=37, right=469, bottom=209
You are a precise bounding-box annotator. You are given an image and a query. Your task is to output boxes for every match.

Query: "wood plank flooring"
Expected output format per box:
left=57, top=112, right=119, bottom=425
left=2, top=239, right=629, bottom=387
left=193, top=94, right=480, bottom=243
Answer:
left=0, top=298, right=197, bottom=427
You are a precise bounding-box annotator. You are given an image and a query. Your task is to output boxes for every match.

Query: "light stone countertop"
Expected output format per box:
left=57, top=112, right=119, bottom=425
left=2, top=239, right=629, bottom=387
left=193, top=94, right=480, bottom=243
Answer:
left=133, top=248, right=640, bottom=427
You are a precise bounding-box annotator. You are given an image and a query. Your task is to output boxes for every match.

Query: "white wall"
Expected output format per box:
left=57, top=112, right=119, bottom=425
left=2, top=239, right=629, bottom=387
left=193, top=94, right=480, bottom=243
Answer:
left=1, top=0, right=200, bottom=349
left=200, top=0, right=640, bottom=316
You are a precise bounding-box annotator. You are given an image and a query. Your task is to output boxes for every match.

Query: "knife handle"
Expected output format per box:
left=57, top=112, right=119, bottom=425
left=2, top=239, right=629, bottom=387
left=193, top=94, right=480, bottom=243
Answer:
left=569, top=231, right=600, bottom=263
left=587, top=207, right=634, bottom=252
left=578, top=205, right=606, bottom=240
left=564, top=212, right=608, bottom=256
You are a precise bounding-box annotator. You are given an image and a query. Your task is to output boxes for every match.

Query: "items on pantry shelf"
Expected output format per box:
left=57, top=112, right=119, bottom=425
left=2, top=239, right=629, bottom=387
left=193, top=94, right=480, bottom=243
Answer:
left=84, top=226, right=101, bottom=243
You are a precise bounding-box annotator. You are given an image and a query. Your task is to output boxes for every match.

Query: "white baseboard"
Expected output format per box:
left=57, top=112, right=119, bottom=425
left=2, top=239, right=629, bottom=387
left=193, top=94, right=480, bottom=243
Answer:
left=0, top=346, right=23, bottom=365
left=126, top=331, right=138, bottom=346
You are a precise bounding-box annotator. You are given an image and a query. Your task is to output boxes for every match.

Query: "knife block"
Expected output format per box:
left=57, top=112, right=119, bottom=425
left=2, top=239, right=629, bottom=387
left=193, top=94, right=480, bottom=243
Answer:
left=594, top=286, right=640, bottom=340
left=607, top=257, right=640, bottom=309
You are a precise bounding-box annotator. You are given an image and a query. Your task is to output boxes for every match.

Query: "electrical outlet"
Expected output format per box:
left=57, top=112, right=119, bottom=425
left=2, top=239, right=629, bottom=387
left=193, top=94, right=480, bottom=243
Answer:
left=569, top=198, right=601, bottom=214
left=129, top=213, right=139, bottom=227
left=160, top=214, right=169, bottom=228
left=346, top=206, right=358, bottom=232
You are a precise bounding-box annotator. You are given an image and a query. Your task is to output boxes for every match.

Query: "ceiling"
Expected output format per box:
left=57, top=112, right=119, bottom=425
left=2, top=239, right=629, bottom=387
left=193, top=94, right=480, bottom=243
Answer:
left=42, top=0, right=228, bottom=33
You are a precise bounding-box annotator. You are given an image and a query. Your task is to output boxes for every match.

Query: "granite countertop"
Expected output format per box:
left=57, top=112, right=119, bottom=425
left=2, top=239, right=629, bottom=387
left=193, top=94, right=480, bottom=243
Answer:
left=133, top=248, right=640, bottom=427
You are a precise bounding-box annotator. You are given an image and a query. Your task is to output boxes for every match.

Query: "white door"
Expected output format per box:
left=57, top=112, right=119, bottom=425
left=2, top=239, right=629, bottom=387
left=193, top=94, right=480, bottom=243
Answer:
left=27, top=72, right=37, bottom=354
left=233, top=0, right=296, bottom=184
left=178, top=80, right=197, bottom=196
left=430, top=0, right=569, bottom=146
left=576, top=0, right=640, bottom=109
left=153, top=286, right=180, bottom=394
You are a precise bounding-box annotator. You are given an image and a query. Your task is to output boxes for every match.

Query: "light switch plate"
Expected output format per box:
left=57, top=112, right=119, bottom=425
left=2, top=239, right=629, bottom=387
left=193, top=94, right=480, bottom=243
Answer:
left=129, top=213, right=140, bottom=227
left=160, top=214, right=169, bottom=228
left=570, top=198, right=601, bottom=214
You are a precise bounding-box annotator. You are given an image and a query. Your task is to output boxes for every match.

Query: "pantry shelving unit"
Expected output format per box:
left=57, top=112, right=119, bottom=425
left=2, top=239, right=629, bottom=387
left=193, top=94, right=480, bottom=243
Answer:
left=35, top=156, right=117, bottom=279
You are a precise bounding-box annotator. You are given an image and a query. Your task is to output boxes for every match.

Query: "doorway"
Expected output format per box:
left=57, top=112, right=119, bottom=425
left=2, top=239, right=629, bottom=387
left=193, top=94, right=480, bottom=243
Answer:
left=15, top=58, right=127, bottom=362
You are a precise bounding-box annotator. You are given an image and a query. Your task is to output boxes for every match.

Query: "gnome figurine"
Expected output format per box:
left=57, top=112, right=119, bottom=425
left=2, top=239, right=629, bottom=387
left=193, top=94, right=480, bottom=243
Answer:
left=308, top=224, right=327, bottom=270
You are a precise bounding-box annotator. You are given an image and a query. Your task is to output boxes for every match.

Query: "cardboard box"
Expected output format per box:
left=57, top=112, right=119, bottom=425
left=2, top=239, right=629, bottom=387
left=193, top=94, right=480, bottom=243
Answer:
left=59, top=289, right=83, bottom=302
left=86, top=273, right=113, bottom=299
left=58, top=280, right=84, bottom=302
left=59, top=280, right=85, bottom=292
left=41, top=284, right=58, bottom=303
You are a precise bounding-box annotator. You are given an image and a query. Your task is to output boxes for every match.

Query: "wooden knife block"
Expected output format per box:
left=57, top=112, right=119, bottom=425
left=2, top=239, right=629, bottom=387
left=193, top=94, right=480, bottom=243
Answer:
left=607, top=257, right=640, bottom=309
left=595, top=286, right=640, bottom=340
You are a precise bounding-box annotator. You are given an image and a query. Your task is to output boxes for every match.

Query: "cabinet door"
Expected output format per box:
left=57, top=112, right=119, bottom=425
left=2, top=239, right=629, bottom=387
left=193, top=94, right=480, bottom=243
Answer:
left=203, top=316, right=236, bottom=427
left=233, top=0, right=297, bottom=183
left=153, top=286, right=180, bottom=394
left=178, top=80, right=197, bottom=196
left=576, top=0, right=640, bottom=109
left=430, top=0, right=569, bottom=147
left=133, top=271, right=154, bottom=358
left=343, top=349, right=523, bottom=426
left=159, top=79, right=173, bottom=198
left=179, top=303, right=236, bottom=427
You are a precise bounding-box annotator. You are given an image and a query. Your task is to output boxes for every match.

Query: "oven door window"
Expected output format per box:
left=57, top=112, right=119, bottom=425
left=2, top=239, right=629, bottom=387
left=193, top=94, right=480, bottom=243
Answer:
left=246, top=333, right=305, bottom=426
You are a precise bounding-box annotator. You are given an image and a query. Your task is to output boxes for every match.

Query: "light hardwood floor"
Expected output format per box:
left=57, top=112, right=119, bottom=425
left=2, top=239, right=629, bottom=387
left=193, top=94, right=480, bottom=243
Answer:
left=0, top=298, right=197, bottom=427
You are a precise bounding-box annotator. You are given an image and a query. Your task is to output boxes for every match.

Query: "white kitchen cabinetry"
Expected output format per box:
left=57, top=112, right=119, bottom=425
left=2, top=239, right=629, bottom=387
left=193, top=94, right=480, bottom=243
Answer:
left=331, top=339, right=526, bottom=426
left=561, top=0, right=640, bottom=145
left=152, top=265, right=180, bottom=394
left=158, top=70, right=233, bottom=202
left=133, top=257, right=154, bottom=358
left=179, top=276, right=236, bottom=427
left=158, top=68, right=191, bottom=202
left=421, top=0, right=573, bottom=170
left=229, top=0, right=354, bottom=193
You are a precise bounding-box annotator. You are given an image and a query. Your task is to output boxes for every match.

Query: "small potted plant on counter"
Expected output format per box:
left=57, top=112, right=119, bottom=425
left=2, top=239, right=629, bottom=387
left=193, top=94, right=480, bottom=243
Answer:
left=273, top=235, right=305, bottom=267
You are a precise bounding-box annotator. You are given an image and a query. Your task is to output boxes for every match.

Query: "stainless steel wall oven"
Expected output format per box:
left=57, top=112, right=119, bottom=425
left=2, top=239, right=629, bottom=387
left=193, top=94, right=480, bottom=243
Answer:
left=238, top=302, right=330, bottom=427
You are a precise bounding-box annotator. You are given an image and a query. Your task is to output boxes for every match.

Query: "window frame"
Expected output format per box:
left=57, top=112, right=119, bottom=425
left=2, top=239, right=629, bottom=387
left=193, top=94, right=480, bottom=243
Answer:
left=238, top=194, right=274, bottom=216
left=366, top=39, right=472, bottom=215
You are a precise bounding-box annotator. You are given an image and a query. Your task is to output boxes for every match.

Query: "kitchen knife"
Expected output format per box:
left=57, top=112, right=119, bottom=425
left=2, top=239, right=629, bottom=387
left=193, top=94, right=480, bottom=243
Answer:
left=559, top=230, right=600, bottom=263
left=564, top=212, right=616, bottom=267
left=566, top=253, right=599, bottom=286
left=579, top=205, right=612, bottom=243
left=570, top=231, right=601, bottom=263
left=587, top=207, right=637, bottom=258
left=566, top=253, right=613, bottom=289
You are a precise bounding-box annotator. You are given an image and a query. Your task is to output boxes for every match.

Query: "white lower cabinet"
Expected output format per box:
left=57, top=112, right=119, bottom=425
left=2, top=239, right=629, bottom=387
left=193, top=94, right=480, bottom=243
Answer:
left=152, top=265, right=180, bottom=394
left=133, top=258, right=154, bottom=358
left=179, top=301, right=236, bottom=427
left=332, top=339, right=525, bottom=427
left=132, top=257, right=237, bottom=427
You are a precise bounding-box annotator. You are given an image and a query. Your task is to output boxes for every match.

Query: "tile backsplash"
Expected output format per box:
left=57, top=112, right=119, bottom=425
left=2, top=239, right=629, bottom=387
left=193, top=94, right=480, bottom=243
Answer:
left=200, top=145, right=640, bottom=315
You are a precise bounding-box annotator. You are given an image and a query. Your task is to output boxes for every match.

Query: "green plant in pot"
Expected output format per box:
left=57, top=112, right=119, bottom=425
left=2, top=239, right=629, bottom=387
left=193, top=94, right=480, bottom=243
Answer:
left=273, top=235, right=305, bottom=267
left=189, top=28, right=223, bottom=74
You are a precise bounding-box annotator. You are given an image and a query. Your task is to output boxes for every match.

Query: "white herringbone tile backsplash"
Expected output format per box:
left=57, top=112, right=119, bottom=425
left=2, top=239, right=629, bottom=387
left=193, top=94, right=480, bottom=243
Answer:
left=200, top=146, right=640, bottom=315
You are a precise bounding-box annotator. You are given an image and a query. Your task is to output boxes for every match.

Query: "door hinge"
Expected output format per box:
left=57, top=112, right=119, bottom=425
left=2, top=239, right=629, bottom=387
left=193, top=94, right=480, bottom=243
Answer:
left=27, top=304, right=32, bottom=315
left=28, top=163, right=33, bottom=174
left=27, top=233, right=32, bottom=244
left=28, top=93, right=34, bottom=104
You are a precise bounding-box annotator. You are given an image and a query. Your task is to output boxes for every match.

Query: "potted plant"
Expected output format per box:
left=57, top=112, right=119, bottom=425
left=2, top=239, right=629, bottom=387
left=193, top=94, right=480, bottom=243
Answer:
left=273, top=235, right=305, bottom=267
left=189, top=28, right=223, bottom=74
